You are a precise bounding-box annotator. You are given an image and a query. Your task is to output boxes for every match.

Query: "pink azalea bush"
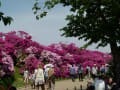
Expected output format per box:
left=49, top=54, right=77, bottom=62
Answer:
left=19, top=54, right=41, bottom=74
left=0, top=31, right=113, bottom=78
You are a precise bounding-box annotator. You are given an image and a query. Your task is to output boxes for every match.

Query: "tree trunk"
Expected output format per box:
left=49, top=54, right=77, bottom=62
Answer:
left=110, top=41, right=120, bottom=86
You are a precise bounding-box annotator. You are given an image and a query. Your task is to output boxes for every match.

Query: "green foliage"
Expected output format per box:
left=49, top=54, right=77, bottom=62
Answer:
left=34, top=0, right=120, bottom=48
left=13, top=66, right=24, bottom=87
left=0, top=1, right=1, bottom=7
left=79, top=41, right=92, bottom=50
left=0, top=66, right=24, bottom=89
left=0, top=78, right=7, bottom=89
left=0, top=12, right=13, bottom=25
left=0, top=67, right=24, bottom=88
left=0, top=1, right=13, bottom=25
left=106, top=61, right=114, bottom=77
left=0, top=76, right=14, bottom=89
left=32, top=0, right=59, bottom=20
left=60, top=0, right=120, bottom=48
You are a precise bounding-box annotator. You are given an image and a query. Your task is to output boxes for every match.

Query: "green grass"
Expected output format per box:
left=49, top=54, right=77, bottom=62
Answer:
left=13, top=66, right=24, bottom=88
left=0, top=67, right=24, bottom=89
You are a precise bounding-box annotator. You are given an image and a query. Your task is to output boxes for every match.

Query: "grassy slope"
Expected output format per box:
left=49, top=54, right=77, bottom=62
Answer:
left=13, top=66, right=24, bottom=87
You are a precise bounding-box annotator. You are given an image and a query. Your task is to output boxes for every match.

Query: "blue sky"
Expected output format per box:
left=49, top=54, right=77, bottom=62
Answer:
left=0, top=0, right=110, bottom=53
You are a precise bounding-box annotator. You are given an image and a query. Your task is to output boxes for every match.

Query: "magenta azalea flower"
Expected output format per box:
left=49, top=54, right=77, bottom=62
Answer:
left=0, top=31, right=113, bottom=78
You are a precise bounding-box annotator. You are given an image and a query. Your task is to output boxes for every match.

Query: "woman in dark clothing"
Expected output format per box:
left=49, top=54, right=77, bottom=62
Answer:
left=111, top=82, right=120, bottom=90
left=105, top=77, right=120, bottom=90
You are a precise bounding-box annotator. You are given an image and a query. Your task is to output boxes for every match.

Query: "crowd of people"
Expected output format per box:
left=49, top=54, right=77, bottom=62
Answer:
left=22, top=63, right=120, bottom=90
left=69, top=64, right=120, bottom=90
left=87, top=75, right=120, bottom=90
left=69, top=64, right=108, bottom=82
left=23, top=63, right=55, bottom=90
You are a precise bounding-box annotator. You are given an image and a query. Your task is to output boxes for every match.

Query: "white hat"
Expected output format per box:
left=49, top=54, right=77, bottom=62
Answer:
left=44, top=64, right=54, bottom=68
left=105, top=64, right=109, bottom=66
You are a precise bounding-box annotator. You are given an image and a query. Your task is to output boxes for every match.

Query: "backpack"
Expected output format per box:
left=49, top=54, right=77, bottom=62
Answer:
left=48, top=68, right=54, bottom=78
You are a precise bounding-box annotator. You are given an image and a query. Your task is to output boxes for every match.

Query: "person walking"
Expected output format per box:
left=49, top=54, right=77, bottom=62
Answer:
left=105, top=64, right=109, bottom=75
left=92, top=64, right=98, bottom=79
left=86, top=65, right=91, bottom=79
left=23, top=67, right=29, bottom=88
left=44, top=65, right=50, bottom=83
left=48, top=65, right=55, bottom=90
left=70, top=64, right=76, bottom=82
left=105, top=77, right=120, bottom=90
left=78, top=65, right=83, bottom=81
left=44, top=65, right=51, bottom=90
left=30, top=70, right=35, bottom=89
left=34, top=64, right=45, bottom=90
left=94, top=75, right=105, bottom=90
left=100, top=65, right=105, bottom=75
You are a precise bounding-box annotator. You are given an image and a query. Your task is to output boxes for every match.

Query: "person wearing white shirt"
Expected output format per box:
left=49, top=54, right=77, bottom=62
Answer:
left=34, top=64, right=45, bottom=90
left=44, top=67, right=50, bottom=82
left=86, top=65, right=91, bottom=79
left=23, top=67, right=29, bottom=88
left=95, top=75, right=105, bottom=90
left=92, top=64, right=98, bottom=78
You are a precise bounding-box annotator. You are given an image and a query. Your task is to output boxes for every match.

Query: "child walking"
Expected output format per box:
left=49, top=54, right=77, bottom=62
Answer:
left=23, top=67, right=29, bottom=88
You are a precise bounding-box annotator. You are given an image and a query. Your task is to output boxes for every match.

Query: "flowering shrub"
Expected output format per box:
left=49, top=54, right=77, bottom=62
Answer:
left=19, top=54, right=41, bottom=74
left=0, top=31, right=113, bottom=78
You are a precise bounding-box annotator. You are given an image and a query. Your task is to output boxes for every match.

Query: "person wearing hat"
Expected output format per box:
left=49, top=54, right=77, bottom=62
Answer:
left=44, top=62, right=54, bottom=83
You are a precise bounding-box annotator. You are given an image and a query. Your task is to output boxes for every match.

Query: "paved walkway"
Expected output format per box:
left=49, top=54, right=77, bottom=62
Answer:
left=18, top=78, right=93, bottom=90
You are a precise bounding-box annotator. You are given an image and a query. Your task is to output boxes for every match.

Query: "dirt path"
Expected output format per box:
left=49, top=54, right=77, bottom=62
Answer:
left=18, top=78, right=92, bottom=90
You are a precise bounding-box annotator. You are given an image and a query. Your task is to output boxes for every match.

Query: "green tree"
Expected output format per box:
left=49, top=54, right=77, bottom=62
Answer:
left=0, top=1, right=13, bottom=25
left=33, top=0, right=120, bottom=85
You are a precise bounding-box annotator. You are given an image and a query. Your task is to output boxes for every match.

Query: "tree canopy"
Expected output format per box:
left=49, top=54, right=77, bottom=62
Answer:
left=0, top=1, right=13, bottom=25
left=33, top=0, right=120, bottom=48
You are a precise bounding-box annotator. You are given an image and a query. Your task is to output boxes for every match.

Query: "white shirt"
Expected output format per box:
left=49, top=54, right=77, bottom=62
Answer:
left=35, top=68, right=44, bottom=81
left=105, top=67, right=109, bottom=73
left=95, top=79, right=105, bottom=90
left=44, top=68, right=50, bottom=77
left=86, top=66, right=91, bottom=72
left=24, top=70, right=29, bottom=78
left=31, top=73, right=35, bottom=80
left=92, top=67, right=98, bottom=75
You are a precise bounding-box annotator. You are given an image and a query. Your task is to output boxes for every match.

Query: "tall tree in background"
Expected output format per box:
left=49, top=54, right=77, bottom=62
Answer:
left=0, top=1, right=13, bottom=25
left=33, top=0, right=120, bottom=85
